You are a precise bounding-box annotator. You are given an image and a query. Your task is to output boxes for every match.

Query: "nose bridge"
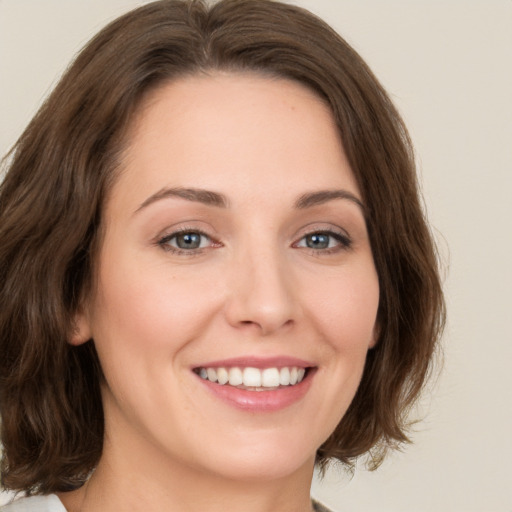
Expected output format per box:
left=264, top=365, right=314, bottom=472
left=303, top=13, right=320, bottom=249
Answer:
left=225, top=234, right=297, bottom=335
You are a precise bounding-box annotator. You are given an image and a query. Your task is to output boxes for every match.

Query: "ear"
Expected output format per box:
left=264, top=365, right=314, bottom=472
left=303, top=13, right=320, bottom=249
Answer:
left=68, top=309, right=92, bottom=346
left=368, top=322, right=380, bottom=349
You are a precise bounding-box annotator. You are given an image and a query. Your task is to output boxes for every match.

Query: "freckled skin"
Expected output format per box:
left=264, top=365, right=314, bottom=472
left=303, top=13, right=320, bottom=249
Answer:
left=69, top=73, right=379, bottom=511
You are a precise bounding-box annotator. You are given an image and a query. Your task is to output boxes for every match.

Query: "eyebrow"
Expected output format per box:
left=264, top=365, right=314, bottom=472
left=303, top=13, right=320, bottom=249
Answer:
left=135, top=187, right=229, bottom=213
left=294, top=189, right=365, bottom=212
left=134, top=186, right=364, bottom=214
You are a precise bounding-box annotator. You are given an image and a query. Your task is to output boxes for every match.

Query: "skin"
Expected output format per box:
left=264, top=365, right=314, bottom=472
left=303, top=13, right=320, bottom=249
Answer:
left=63, top=73, right=380, bottom=512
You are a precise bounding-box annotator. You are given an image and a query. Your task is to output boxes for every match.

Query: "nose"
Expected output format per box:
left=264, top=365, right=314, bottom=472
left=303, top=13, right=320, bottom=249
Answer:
left=224, top=247, right=298, bottom=336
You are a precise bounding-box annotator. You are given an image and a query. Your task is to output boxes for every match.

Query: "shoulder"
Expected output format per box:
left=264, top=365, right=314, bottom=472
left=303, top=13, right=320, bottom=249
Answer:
left=0, top=495, right=66, bottom=512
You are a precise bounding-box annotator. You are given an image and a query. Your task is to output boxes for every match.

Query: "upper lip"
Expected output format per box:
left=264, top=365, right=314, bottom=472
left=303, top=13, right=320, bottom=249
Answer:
left=193, top=356, right=315, bottom=369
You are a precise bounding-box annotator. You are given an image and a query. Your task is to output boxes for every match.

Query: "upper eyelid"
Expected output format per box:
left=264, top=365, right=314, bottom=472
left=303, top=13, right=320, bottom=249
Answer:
left=162, top=226, right=210, bottom=237
left=154, top=220, right=354, bottom=246
left=294, top=230, right=351, bottom=246
left=156, top=222, right=215, bottom=240
left=158, top=228, right=214, bottom=244
left=157, top=225, right=349, bottom=238
left=294, top=223, right=351, bottom=239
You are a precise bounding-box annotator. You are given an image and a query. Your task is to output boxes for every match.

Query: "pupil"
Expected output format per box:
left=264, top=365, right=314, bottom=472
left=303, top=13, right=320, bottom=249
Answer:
left=177, top=233, right=201, bottom=249
left=307, top=233, right=329, bottom=249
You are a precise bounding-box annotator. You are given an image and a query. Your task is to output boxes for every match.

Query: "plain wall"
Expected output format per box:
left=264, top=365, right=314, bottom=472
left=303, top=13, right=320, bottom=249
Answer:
left=1, top=1, right=511, bottom=511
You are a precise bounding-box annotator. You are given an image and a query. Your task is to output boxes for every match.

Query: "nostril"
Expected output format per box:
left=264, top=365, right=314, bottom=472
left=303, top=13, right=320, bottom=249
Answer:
left=235, top=317, right=294, bottom=336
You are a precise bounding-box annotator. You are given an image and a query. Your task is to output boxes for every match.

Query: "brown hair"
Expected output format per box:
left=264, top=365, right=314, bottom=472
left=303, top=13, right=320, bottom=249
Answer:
left=0, top=0, right=444, bottom=495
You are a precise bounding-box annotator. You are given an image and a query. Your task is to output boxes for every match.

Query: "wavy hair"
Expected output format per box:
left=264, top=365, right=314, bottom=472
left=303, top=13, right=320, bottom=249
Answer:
left=0, top=0, right=445, bottom=494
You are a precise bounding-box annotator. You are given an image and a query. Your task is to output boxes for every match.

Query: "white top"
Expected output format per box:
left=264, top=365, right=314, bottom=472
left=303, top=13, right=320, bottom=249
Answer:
left=0, top=495, right=66, bottom=512
left=1, top=494, right=333, bottom=512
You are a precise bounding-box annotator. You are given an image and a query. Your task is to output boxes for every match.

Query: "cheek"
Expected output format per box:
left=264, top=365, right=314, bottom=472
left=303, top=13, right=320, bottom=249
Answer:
left=309, top=268, right=380, bottom=352
left=88, top=256, right=224, bottom=430
left=297, top=265, right=379, bottom=443
left=89, top=252, right=222, bottom=371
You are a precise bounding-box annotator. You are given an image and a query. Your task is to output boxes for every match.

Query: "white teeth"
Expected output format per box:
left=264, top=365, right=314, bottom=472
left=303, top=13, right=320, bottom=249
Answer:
left=279, top=367, right=290, bottom=386
left=197, top=366, right=308, bottom=389
left=228, top=367, right=243, bottom=386
left=217, top=367, right=229, bottom=385
left=243, top=367, right=262, bottom=387
left=262, top=368, right=280, bottom=387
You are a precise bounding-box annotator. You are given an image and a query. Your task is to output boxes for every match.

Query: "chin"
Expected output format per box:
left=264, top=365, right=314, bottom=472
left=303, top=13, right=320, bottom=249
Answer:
left=202, top=450, right=315, bottom=483
left=181, top=427, right=321, bottom=483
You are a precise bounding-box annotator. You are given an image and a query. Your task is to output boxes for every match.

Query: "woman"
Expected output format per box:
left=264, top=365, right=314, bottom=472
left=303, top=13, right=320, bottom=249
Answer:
left=0, top=1, right=444, bottom=511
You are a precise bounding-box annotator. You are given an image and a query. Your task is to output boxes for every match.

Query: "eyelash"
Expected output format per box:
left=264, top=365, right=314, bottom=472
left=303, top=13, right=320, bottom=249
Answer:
left=157, top=228, right=217, bottom=255
left=156, top=228, right=352, bottom=256
left=293, top=230, right=352, bottom=255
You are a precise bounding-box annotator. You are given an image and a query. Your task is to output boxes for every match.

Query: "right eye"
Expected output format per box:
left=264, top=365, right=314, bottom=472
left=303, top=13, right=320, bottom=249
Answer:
left=157, top=230, right=214, bottom=253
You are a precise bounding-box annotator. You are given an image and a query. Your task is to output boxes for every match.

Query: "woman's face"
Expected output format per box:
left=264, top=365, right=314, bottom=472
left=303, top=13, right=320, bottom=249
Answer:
left=75, top=73, right=379, bottom=482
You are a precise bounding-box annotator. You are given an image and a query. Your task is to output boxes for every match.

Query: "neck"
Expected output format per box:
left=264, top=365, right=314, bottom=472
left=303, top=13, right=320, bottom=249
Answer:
left=58, top=439, right=316, bottom=512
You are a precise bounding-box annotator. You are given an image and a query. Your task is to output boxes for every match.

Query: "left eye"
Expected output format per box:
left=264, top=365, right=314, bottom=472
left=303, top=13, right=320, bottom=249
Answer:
left=295, top=232, right=349, bottom=250
left=160, top=231, right=211, bottom=251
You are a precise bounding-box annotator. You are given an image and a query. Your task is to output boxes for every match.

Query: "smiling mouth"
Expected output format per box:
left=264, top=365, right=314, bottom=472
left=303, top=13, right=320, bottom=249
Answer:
left=194, top=366, right=311, bottom=391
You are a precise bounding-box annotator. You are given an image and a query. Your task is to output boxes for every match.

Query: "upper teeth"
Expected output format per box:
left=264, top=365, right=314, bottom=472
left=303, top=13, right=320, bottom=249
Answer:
left=198, top=366, right=306, bottom=388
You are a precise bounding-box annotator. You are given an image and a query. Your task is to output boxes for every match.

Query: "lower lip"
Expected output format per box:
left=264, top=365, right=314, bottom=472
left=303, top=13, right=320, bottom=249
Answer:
left=196, top=370, right=315, bottom=412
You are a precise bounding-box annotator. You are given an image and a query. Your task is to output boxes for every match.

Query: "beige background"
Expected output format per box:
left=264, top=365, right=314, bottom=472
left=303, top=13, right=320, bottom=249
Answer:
left=1, top=1, right=511, bottom=511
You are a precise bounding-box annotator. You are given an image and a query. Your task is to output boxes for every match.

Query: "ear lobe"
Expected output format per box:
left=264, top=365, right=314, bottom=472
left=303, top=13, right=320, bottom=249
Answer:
left=68, top=310, right=92, bottom=346
left=368, top=323, right=380, bottom=349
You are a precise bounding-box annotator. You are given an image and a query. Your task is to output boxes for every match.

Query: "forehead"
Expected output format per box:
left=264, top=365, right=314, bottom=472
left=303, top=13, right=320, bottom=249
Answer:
left=114, top=72, right=359, bottom=210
